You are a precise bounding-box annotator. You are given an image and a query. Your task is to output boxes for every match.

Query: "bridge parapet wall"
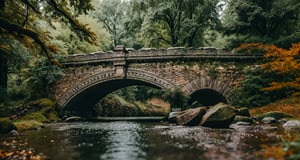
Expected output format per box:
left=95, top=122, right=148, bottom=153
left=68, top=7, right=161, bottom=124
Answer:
left=62, top=47, right=262, bottom=66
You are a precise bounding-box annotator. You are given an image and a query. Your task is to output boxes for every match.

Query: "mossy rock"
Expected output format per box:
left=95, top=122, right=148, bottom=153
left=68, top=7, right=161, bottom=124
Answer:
left=234, top=115, right=253, bottom=123
left=236, top=107, right=250, bottom=117
left=32, top=98, right=57, bottom=108
left=255, top=111, right=295, bottom=121
left=21, top=107, right=61, bottom=123
left=0, top=118, right=17, bottom=134
left=200, top=103, right=237, bottom=128
left=13, top=120, right=44, bottom=130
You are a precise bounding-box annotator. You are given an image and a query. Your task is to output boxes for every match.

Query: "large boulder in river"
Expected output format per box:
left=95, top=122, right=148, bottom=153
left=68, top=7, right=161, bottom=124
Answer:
left=200, top=103, right=236, bottom=128
left=176, top=107, right=206, bottom=126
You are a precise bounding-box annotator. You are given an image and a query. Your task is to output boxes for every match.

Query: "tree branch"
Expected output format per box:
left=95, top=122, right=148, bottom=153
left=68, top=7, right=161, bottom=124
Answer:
left=48, top=0, right=96, bottom=43
left=0, top=18, right=51, bottom=60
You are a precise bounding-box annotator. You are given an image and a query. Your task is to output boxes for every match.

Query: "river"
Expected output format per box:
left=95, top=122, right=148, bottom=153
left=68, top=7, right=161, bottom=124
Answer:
left=0, top=121, right=295, bottom=160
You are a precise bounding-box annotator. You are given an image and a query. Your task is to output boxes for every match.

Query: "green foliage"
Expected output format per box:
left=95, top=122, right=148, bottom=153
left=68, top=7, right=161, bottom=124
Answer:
left=138, top=0, right=221, bottom=47
left=94, top=94, right=169, bottom=117
left=24, top=58, right=62, bottom=99
left=223, top=0, right=300, bottom=49
left=114, top=86, right=164, bottom=102
left=229, top=68, right=287, bottom=107
left=91, top=0, right=221, bottom=48
left=49, top=16, right=111, bottom=54
left=91, top=0, right=126, bottom=47
left=95, top=94, right=139, bottom=117
left=162, top=88, right=189, bottom=109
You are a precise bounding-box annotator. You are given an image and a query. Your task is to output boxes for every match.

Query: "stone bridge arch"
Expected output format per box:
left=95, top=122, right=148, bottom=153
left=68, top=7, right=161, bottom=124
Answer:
left=55, top=68, right=176, bottom=111
left=183, top=77, right=230, bottom=106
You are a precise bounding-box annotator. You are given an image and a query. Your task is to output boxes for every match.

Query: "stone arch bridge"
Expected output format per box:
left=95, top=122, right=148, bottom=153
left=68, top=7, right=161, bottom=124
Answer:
left=52, top=46, right=262, bottom=112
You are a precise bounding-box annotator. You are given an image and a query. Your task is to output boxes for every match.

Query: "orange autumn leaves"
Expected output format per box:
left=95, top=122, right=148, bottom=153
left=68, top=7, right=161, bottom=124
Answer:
left=237, top=43, right=300, bottom=95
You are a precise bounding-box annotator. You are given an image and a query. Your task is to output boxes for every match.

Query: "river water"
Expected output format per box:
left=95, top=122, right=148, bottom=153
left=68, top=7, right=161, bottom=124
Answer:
left=0, top=121, right=295, bottom=160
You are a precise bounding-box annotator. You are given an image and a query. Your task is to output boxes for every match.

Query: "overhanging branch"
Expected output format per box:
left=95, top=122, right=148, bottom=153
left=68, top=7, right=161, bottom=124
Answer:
left=0, top=18, right=51, bottom=60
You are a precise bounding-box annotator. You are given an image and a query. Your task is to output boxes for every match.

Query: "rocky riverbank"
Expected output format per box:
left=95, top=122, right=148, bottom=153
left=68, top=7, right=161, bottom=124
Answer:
left=168, top=101, right=300, bottom=131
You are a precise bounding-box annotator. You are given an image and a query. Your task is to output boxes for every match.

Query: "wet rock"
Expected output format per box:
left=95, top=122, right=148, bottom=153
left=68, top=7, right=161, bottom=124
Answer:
left=283, top=120, right=300, bottom=130
left=168, top=112, right=180, bottom=123
left=235, top=121, right=252, bottom=125
left=9, top=130, right=19, bottom=136
left=235, top=107, right=250, bottom=117
left=234, top=115, right=253, bottom=124
left=176, top=107, right=206, bottom=126
left=64, top=116, right=85, bottom=122
left=261, top=117, right=276, bottom=124
left=200, top=103, right=236, bottom=128
left=230, top=122, right=251, bottom=130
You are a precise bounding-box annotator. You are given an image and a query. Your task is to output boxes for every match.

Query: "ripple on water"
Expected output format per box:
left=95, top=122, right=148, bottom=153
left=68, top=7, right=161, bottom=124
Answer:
left=1, top=122, right=297, bottom=160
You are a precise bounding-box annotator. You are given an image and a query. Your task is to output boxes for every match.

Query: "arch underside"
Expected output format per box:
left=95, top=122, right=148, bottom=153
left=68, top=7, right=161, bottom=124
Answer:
left=58, top=69, right=176, bottom=111
left=183, top=78, right=230, bottom=106
left=57, top=69, right=231, bottom=112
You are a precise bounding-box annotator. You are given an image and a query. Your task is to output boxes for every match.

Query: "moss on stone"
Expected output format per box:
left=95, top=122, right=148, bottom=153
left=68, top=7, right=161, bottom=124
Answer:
left=13, top=120, right=44, bottom=130
left=0, top=118, right=17, bottom=134
left=255, top=111, right=295, bottom=121
left=32, top=98, right=56, bottom=108
left=20, top=107, right=61, bottom=123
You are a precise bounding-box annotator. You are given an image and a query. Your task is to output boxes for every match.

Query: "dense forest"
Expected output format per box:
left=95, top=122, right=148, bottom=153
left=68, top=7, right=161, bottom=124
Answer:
left=1, top=0, right=299, bottom=108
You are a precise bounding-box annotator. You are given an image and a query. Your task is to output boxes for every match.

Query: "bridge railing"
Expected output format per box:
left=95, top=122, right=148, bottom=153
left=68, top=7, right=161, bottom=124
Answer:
left=62, top=47, right=263, bottom=65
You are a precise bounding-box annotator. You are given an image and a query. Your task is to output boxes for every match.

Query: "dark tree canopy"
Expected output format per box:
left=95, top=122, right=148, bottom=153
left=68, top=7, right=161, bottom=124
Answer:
left=223, top=0, right=300, bottom=48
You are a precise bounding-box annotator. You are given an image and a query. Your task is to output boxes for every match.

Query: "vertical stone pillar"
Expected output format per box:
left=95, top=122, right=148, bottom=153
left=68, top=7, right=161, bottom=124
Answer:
left=113, top=45, right=127, bottom=78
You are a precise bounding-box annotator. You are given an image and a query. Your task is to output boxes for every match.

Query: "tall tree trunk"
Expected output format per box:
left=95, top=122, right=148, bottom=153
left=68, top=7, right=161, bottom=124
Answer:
left=0, top=51, right=8, bottom=101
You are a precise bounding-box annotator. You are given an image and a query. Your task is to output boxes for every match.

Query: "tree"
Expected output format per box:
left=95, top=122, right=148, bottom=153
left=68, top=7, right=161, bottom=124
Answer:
left=91, top=0, right=126, bottom=48
left=223, top=0, right=300, bottom=49
left=238, top=43, right=300, bottom=96
left=139, top=0, right=221, bottom=47
left=0, top=0, right=97, bottom=98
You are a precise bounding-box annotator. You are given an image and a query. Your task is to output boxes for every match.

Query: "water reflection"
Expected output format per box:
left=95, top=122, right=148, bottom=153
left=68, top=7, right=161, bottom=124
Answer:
left=1, top=122, right=297, bottom=160
left=98, top=122, right=146, bottom=160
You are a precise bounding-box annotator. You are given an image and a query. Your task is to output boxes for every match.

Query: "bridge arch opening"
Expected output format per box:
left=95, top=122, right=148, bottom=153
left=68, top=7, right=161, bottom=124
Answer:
left=188, top=89, right=227, bottom=106
left=63, top=78, right=169, bottom=115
